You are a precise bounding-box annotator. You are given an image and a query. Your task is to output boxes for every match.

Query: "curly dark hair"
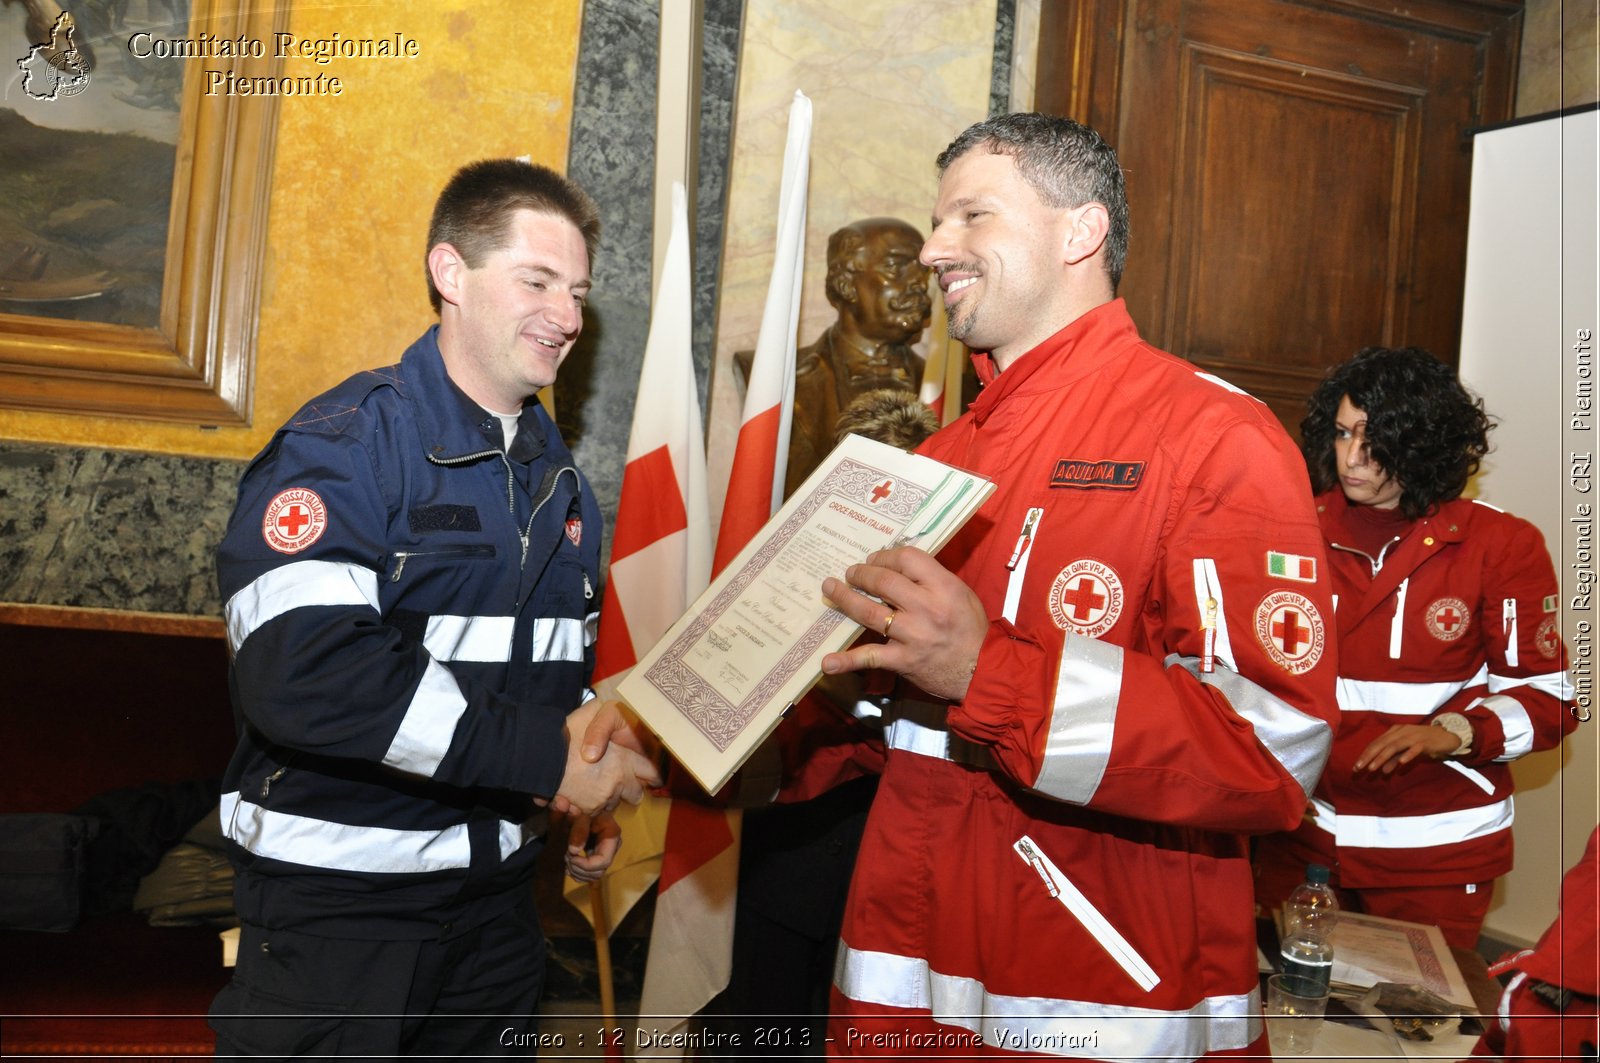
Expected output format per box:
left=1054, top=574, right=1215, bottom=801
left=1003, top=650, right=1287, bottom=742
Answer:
left=1301, top=346, right=1493, bottom=519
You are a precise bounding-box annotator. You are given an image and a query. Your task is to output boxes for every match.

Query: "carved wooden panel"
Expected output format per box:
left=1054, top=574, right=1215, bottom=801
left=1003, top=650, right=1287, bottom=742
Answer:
left=1036, top=0, right=1523, bottom=432
left=1165, top=46, right=1425, bottom=414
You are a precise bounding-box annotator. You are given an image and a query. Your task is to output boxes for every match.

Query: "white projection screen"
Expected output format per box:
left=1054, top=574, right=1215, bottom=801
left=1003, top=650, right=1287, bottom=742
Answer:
left=1457, top=106, right=1598, bottom=946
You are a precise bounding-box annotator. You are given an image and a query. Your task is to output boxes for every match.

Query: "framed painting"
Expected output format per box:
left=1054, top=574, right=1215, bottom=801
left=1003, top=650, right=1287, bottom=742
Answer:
left=0, top=0, right=286, bottom=425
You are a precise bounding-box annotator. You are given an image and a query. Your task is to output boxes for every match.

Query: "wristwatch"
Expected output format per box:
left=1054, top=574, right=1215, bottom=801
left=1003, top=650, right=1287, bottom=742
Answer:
left=1430, top=712, right=1474, bottom=757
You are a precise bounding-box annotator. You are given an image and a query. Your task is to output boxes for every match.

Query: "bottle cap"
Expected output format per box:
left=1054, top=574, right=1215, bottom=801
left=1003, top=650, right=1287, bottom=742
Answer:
left=1306, top=863, right=1331, bottom=885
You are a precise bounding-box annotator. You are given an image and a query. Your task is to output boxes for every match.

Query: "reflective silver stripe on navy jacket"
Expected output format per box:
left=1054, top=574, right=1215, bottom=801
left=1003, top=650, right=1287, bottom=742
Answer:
left=215, top=327, right=601, bottom=935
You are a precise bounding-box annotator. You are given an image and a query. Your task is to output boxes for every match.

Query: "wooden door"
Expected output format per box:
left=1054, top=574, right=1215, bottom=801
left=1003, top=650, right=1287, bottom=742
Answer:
left=1036, top=0, right=1522, bottom=432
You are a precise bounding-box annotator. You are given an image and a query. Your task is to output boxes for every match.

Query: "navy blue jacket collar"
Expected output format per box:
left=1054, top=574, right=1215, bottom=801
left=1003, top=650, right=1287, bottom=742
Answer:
left=402, top=326, right=549, bottom=464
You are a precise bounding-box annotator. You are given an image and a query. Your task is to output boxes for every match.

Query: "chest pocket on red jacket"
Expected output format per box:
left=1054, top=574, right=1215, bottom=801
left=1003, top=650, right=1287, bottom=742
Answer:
left=999, top=494, right=1148, bottom=643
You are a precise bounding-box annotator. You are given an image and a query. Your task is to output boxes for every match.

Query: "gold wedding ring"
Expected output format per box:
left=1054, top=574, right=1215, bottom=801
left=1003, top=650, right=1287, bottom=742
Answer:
left=882, top=610, right=896, bottom=637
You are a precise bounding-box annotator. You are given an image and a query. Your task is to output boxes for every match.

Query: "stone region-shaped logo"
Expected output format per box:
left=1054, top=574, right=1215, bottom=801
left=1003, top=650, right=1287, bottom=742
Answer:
left=17, top=11, right=91, bottom=101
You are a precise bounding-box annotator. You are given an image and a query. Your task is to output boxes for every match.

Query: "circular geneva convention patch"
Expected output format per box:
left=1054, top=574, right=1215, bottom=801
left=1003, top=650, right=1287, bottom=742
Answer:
left=1048, top=559, right=1124, bottom=637
left=1255, top=590, right=1325, bottom=674
left=1425, top=597, right=1471, bottom=643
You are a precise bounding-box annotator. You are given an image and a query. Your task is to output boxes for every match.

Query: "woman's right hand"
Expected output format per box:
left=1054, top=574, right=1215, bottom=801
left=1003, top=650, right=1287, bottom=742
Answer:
left=1352, top=723, right=1464, bottom=774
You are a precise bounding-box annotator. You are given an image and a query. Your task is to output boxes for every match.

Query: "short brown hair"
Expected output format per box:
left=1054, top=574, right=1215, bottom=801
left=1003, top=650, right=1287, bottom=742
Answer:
left=425, top=159, right=600, bottom=313
left=937, top=113, right=1128, bottom=291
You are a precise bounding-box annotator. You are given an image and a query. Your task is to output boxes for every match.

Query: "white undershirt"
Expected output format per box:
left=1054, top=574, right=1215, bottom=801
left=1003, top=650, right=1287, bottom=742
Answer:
left=485, top=407, right=522, bottom=451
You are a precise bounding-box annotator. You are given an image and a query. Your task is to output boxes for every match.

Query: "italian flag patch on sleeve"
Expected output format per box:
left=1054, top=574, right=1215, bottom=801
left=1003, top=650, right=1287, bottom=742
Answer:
left=1266, top=551, right=1317, bottom=583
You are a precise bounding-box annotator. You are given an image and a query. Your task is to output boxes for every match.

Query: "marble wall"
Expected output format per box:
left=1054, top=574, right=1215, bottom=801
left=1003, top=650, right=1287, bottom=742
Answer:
left=559, top=0, right=742, bottom=568
left=1518, top=0, right=1600, bottom=115
left=0, top=441, right=240, bottom=616
left=991, top=0, right=1017, bottom=116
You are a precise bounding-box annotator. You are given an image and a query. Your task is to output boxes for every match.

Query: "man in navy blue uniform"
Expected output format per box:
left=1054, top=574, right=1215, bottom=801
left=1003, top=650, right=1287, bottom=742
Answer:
left=210, top=159, right=658, bottom=1057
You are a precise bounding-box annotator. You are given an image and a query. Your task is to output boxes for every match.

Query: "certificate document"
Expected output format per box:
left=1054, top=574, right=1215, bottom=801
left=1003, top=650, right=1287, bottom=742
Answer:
left=618, top=432, right=994, bottom=794
left=1328, top=911, right=1475, bottom=1008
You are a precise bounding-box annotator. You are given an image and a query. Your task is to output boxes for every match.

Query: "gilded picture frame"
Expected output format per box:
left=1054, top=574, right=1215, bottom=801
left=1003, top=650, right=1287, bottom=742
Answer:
left=0, top=0, right=286, bottom=426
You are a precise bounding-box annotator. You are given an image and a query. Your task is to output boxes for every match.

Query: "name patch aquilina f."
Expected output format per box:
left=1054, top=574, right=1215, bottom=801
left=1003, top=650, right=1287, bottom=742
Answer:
left=1049, top=459, right=1145, bottom=491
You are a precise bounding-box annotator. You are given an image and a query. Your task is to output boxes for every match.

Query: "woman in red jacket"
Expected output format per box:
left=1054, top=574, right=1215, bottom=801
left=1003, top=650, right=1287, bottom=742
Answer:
left=1255, top=346, right=1578, bottom=949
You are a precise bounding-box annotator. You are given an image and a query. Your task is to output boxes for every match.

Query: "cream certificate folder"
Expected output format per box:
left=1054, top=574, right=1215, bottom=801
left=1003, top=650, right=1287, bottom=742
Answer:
left=1328, top=910, right=1475, bottom=1008
left=618, top=433, right=994, bottom=794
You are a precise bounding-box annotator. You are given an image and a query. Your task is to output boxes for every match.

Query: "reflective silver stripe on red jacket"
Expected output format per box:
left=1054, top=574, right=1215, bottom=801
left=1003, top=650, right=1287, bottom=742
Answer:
left=1307, top=795, right=1514, bottom=849
left=834, top=943, right=1259, bottom=1058
left=1168, top=655, right=1331, bottom=797
left=1337, top=667, right=1489, bottom=715
left=1483, top=694, right=1536, bottom=759
left=1035, top=634, right=1121, bottom=802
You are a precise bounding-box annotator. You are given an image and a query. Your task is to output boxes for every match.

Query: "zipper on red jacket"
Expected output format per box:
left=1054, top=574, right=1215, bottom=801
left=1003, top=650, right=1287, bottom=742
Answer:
left=1328, top=539, right=1408, bottom=658
left=1389, top=578, right=1410, bottom=658
left=1002, top=507, right=1044, bottom=623
left=1013, top=835, right=1160, bottom=991
left=1192, top=558, right=1230, bottom=673
left=1327, top=537, right=1403, bottom=577
left=1503, top=598, right=1519, bottom=667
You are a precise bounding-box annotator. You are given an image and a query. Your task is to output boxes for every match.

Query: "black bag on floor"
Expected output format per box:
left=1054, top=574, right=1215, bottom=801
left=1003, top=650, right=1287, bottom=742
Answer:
left=0, top=813, right=100, bottom=932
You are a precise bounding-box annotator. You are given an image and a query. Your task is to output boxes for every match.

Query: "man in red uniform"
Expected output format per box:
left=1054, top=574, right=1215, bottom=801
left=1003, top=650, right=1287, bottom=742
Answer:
left=818, top=113, right=1338, bottom=1059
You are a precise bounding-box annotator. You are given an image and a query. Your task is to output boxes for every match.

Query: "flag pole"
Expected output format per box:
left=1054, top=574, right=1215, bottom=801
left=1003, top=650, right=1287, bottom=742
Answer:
left=589, top=887, right=617, bottom=1047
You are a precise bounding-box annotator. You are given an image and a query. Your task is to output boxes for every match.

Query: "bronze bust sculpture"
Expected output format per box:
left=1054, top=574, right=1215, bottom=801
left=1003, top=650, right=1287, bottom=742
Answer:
left=738, top=217, right=933, bottom=497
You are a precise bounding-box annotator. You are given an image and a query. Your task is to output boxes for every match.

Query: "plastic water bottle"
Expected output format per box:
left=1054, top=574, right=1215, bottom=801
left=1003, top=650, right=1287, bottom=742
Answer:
left=1279, top=863, right=1338, bottom=994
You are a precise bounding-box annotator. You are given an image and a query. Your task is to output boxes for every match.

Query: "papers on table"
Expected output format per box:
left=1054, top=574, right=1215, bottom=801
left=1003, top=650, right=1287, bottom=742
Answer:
left=1329, top=910, right=1475, bottom=1009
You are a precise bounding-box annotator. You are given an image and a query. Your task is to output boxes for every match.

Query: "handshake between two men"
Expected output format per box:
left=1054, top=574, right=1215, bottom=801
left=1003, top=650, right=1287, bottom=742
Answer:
left=545, top=544, right=990, bottom=884
left=546, top=699, right=661, bottom=883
